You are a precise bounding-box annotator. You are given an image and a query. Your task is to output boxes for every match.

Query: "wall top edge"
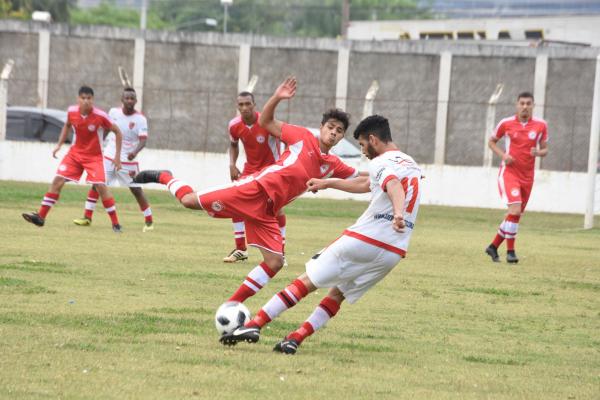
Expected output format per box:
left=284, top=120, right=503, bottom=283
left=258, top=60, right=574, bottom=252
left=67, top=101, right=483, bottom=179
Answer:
left=1, top=19, right=599, bottom=59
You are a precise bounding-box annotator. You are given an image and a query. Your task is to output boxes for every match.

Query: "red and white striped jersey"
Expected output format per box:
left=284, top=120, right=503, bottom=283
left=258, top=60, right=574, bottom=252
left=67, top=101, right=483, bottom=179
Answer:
left=104, top=107, right=148, bottom=162
left=67, top=105, right=112, bottom=158
left=254, top=123, right=357, bottom=213
left=345, top=150, right=421, bottom=257
left=492, top=115, right=548, bottom=182
left=229, top=112, right=281, bottom=175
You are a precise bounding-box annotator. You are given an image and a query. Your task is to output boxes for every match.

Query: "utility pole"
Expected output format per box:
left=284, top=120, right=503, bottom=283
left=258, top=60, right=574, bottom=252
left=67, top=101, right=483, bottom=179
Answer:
left=341, top=0, right=350, bottom=39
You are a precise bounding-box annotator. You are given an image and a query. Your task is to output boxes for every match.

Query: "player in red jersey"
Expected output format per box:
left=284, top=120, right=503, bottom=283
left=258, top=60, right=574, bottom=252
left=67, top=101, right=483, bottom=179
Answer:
left=485, top=92, right=548, bottom=263
left=224, top=91, right=286, bottom=263
left=22, top=86, right=125, bottom=232
left=133, top=77, right=358, bottom=303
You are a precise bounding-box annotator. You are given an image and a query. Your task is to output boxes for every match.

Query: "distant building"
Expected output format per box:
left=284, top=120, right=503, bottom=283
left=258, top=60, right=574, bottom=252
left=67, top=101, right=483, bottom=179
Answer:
left=348, top=15, right=600, bottom=46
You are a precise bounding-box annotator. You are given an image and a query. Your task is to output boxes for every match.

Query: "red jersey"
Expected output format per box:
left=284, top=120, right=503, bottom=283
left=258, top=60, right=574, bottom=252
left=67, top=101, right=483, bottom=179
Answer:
left=492, top=115, right=548, bottom=182
left=67, top=105, right=113, bottom=158
left=229, top=112, right=280, bottom=175
left=254, top=123, right=358, bottom=213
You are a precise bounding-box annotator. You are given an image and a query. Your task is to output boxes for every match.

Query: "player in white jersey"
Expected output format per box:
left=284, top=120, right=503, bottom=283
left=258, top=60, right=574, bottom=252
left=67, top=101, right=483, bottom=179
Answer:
left=73, top=87, right=155, bottom=232
left=220, top=115, right=422, bottom=354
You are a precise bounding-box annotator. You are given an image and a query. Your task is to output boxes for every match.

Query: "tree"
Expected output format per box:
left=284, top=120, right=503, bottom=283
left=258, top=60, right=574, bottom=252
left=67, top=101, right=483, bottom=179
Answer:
left=1, top=0, right=75, bottom=22
left=70, top=1, right=169, bottom=30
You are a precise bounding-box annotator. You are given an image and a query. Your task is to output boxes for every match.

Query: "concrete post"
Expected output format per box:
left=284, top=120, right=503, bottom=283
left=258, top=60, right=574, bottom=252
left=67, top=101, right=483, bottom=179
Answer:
left=37, top=29, right=50, bottom=109
left=133, top=37, right=145, bottom=110
left=0, top=59, right=15, bottom=141
left=584, top=54, right=600, bottom=229
left=237, top=44, right=251, bottom=94
left=335, top=47, right=350, bottom=111
left=434, top=51, right=452, bottom=165
left=483, top=84, right=504, bottom=167
left=533, top=53, right=548, bottom=170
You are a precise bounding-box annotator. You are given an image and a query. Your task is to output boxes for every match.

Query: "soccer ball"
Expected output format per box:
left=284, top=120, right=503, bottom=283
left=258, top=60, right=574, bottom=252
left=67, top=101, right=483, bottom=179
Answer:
left=214, top=301, right=251, bottom=335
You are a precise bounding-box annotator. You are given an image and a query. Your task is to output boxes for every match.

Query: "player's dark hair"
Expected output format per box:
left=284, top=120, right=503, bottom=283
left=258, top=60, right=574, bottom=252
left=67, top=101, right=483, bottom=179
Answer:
left=238, top=91, right=255, bottom=103
left=321, top=108, right=350, bottom=131
left=123, top=87, right=136, bottom=94
left=353, top=115, right=392, bottom=143
left=517, top=91, right=534, bottom=101
left=78, top=86, right=94, bottom=96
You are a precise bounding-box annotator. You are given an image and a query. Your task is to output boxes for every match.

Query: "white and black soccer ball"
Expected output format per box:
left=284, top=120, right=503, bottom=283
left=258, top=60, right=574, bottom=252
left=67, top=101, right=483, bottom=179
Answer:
left=214, top=301, right=251, bottom=335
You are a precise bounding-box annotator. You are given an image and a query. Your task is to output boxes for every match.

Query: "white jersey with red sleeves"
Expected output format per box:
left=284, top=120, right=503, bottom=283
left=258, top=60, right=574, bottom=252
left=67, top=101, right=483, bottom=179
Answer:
left=254, top=123, right=358, bottom=213
left=345, top=150, right=421, bottom=257
left=229, top=112, right=280, bottom=175
left=492, top=115, right=548, bottom=182
left=104, top=107, right=148, bottom=162
left=67, top=105, right=113, bottom=158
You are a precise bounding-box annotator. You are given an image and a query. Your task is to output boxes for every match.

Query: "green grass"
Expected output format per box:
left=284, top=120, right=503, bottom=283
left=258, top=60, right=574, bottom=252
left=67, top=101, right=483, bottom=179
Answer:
left=0, top=179, right=599, bottom=399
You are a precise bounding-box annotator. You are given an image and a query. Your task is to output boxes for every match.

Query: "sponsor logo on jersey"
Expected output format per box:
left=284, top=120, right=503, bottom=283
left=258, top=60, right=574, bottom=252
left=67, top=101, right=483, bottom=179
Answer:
left=511, top=188, right=520, bottom=197
left=320, top=164, right=330, bottom=174
left=211, top=201, right=224, bottom=212
left=88, top=124, right=96, bottom=131
left=528, top=130, right=537, bottom=140
left=256, top=135, right=265, bottom=143
left=375, top=167, right=385, bottom=181
left=374, top=213, right=415, bottom=229
left=129, top=121, right=136, bottom=129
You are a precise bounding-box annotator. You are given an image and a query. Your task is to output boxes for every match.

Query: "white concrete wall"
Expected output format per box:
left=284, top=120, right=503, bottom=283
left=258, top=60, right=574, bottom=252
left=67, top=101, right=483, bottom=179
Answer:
left=0, top=140, right=593, bottom=215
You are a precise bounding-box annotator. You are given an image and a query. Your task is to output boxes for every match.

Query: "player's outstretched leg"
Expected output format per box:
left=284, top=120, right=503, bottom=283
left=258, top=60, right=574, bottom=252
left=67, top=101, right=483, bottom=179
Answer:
left=220, top=277, right=312, bottom=346
left=133, top=170, right=202, bottom=211
left=23, top=177, right=65, bottom=227
left=274, top=293, right=342, bottom=355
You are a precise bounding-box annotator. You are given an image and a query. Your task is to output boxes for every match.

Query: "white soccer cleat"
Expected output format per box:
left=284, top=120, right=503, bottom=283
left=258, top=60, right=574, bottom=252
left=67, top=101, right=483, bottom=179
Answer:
left=223, top=249, right=248, bottom=263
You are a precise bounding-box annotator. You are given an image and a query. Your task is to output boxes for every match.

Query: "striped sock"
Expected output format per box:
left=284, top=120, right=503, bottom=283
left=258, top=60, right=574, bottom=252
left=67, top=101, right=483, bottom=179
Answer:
left=228, top=262, right=276, bottom=303
left=246, top=279, right=309, bottom=329
left=165, top=178, right=194, bottom=202
left=102, top=197, right=119, bottom=225
left=141, top=205, right=153, bottom=224
left=38, top=192, right=59, bottom=218
left=84, top=188, right=99, bottom=220
left=232, top=219, right=246, bottom=251
left=505, top=214, right=520, bottom=251
left=287, top=296, right=341, bottom=344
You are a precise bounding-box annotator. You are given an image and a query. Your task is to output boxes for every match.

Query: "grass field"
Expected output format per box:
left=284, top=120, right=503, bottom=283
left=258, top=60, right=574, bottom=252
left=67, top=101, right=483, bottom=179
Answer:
left=0, top=180, right=599, bottom=399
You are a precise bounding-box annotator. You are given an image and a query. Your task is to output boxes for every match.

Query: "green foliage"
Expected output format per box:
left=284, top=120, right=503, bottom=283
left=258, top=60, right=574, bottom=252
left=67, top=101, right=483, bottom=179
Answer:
left=0, top=0, right=74, bottom=21
left=71, top=1, right=169, bottom=30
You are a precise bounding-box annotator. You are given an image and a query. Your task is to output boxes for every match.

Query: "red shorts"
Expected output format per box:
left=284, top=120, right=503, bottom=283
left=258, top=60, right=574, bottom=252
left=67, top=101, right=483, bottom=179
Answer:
left=198, top=179, right=282, bottom=254
left=57, top=151, right=106, bottom=184
left=498, top=168, right=533, bottom=211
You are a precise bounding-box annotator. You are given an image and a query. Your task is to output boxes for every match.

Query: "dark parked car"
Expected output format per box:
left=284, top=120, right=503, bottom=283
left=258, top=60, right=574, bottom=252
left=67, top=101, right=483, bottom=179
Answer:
left=6, top=106, right=68, bottom=143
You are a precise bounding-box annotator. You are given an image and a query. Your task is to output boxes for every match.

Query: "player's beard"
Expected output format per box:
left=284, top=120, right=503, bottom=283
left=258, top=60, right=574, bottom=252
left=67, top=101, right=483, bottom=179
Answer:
left=366, top=143, right=378, bottom=159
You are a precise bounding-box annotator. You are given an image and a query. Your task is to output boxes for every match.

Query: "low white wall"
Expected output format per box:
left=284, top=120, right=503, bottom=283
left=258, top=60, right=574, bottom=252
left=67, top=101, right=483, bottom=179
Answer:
left=0, top=140, right=594, bottom=214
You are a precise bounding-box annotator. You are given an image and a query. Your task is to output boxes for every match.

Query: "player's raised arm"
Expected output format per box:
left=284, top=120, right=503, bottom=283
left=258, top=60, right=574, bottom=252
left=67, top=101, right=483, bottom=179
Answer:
left=52, top=120, right=72, bottom=158
left=307, top=175, right=370, bottom=194
left=259, top=76, right=297, bottom=138
left=385, top=178, right=407, bottom=233
left=111, top=122, right=123, bottom=170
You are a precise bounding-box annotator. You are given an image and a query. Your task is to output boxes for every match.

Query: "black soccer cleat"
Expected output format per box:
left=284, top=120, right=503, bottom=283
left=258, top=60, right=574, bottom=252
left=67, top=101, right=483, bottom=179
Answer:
left=219, top=326, right=260, bottom=346
left=273, top=338, right=299, bottom=355
left=133, top=170, right=171, bottom=184
left=22, top=212, right=45, bottom=227
left=112, top=224, right=123, bottom=233
left=506, top=251, right=519, bottom=264
left=485, top=245, right=500, bottom=262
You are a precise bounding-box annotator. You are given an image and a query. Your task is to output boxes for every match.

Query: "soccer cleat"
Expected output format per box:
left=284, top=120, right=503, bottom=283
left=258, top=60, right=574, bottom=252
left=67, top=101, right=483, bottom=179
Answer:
left=112, top=224, right=123, bottom=233
left=223, top=249, right=248, bottom=263
left=142, top=222, right=154, bottom=232
left=485, top=245, right=500, bottom=262
left=506, top=251, right=519, bottom=264
left=22, top=212, right=45, bottom=227
left=273, top=338, right=299, bottom=355
left=219, top=326, right=260, bottom=346
left=133, top=170, right=171, bottom=184
left=73, top=217, right=92, bottom=226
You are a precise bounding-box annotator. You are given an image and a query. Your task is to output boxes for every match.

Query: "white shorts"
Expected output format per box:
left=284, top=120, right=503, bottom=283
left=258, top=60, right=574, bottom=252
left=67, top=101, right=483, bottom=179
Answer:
left=305, top=235, right=402, bottom=304
left=103, top=157, right=141, bottom=188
